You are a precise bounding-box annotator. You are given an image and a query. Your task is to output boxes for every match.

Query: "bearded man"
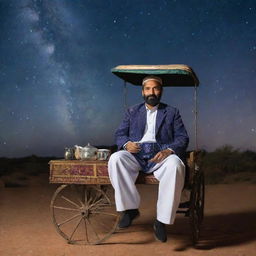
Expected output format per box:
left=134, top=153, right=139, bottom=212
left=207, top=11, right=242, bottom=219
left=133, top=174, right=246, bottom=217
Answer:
left=108, top=75, right=189, bottom=242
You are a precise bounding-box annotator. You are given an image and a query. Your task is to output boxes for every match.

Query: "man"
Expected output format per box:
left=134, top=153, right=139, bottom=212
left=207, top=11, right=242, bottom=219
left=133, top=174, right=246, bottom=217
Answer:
left=108, top=75, right=189, bottom=242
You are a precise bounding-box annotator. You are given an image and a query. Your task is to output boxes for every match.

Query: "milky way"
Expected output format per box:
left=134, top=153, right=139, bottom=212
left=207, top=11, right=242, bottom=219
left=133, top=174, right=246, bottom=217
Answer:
left=0, top=0, right=256, bottom=157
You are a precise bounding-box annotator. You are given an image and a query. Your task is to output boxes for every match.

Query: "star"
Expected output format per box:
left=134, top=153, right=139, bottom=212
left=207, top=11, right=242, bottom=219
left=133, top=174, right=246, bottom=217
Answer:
left=1, top=0, right=256, bottom=156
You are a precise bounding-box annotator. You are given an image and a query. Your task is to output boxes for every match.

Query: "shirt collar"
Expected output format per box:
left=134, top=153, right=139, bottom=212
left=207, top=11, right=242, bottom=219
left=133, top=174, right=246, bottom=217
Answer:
left=145, top=104, right=159, bottom=112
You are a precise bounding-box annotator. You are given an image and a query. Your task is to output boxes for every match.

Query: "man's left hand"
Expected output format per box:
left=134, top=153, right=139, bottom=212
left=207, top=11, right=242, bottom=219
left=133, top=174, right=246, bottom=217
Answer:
left=149, top=149, right=173, bottom=163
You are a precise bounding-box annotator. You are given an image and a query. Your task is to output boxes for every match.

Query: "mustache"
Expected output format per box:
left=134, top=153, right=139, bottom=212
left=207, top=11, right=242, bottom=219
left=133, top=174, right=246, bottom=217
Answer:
left=146, top=94, right=158, bottom=100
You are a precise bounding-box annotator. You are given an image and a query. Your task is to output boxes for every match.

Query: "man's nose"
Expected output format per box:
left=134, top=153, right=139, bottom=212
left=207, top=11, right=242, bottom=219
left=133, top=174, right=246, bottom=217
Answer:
left=150, top=88, right=156, bottom=94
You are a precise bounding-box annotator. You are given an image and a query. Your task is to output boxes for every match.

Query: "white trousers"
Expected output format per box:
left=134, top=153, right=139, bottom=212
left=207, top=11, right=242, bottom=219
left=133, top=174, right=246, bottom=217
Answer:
left=108, top=150, right=185, bottom=225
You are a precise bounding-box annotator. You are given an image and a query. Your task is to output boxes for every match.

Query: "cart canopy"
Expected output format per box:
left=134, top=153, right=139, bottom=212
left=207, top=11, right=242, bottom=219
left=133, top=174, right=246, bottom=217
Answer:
left=111, top=64, right=199, bottom=87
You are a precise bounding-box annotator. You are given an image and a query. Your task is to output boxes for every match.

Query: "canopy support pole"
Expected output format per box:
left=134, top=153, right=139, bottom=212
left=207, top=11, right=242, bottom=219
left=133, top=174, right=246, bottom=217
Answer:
left=123, top=80, right=127, bottom=110
left=194, top=84, right=198, bottom=151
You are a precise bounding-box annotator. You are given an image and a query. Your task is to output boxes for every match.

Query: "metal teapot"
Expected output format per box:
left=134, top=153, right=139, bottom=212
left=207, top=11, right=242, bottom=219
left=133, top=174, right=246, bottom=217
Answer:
left=80, top=143, right=98, bottom=160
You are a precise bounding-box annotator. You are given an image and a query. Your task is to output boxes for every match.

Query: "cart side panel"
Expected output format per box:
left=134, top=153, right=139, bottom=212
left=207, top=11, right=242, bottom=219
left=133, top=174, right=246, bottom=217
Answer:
left=48, top=151, right=199, bottom=186
left=49, top=160, right=111, bottom=184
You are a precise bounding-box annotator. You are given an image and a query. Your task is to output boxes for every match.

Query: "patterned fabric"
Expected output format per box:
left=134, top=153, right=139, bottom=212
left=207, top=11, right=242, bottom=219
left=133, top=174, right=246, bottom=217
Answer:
left=133, top=142, right=161, bottom=173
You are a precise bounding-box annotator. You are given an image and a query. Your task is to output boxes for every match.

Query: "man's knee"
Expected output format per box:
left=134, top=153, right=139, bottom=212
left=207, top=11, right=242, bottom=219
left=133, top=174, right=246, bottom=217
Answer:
left=165, top=155, right=185, bottom=169
left=109, top=150, right=130, bottom=164
left=160, top=155, right=185, bottom=180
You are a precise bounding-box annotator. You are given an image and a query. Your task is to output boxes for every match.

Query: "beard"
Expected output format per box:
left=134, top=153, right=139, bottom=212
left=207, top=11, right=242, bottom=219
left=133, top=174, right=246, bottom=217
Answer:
left=143, top=94, right=161, bottom=106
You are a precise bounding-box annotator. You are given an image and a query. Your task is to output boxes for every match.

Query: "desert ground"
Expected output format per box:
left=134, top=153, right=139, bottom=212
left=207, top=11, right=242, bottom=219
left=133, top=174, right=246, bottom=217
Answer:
left=1, top=172, right=256, bottom=256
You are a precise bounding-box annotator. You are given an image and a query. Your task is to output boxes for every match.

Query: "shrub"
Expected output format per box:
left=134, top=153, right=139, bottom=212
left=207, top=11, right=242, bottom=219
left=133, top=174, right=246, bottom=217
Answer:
left=200, top=145, right=256, bottom=184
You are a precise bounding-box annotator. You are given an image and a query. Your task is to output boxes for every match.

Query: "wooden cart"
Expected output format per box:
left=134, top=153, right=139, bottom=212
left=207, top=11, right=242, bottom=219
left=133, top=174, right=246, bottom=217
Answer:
left=49, top=64, right=204, bottom=245
left=49, top=159, right=118, bottom=245
left=49, top=151, right=204, bottom=245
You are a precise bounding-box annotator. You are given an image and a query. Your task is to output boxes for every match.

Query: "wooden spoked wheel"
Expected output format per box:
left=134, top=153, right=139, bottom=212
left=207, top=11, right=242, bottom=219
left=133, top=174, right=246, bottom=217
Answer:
left=189, top=171, right=205, bottom=245
left=50, top=184, right=119, bottom=245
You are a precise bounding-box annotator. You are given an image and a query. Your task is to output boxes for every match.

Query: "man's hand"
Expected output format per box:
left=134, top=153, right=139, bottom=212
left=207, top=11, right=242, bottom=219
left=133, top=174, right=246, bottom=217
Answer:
left=125, top=141, right=141, bottom=153
left=149, top=149, right=173, bottom=163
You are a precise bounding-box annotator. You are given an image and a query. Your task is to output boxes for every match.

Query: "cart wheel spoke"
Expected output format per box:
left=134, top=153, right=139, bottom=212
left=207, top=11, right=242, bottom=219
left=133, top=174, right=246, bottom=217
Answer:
left=94, top=203, right=112, bottom=209
left=82, top=185, right=86, bottom=205
left=87, top=192, right=94, bottom=206
left=85, top=186, right=94, bottom=206
left=53, top=206, right=80, bottom=212
left=91, top=211, right=118, bottom=217
left=90, top=190, right=102, bottom=205
left=69, top=217, right=83, bottom=240
left=61, top=195, right=81, bottom=208
left=83, top=218, right=89, bottom=243
left=86, top=218, right=101, bottom=242
left=57, top=213, right=81, bottom=227
left=95, top=218, right=112, bottom=230
left=73, top=185, right=85, bottom=207
left=89, top=198, right=104, bottom=209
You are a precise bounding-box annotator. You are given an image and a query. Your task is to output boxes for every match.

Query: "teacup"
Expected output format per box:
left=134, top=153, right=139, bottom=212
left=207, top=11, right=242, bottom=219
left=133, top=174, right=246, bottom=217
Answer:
left=97, top=149, right=110, bottom=160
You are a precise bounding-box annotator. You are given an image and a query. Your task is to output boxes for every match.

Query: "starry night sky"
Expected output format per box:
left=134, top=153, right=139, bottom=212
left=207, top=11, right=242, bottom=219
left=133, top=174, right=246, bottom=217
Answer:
left=0, top=0, right=255, bottom=157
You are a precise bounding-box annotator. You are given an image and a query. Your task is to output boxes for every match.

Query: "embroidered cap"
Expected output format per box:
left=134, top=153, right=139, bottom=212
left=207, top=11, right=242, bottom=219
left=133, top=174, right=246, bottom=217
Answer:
left=142, top=75, right=163, bottom=86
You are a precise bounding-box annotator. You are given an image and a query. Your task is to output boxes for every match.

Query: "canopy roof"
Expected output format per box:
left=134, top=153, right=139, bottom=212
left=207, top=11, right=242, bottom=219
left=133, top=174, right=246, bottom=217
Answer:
left=111, top=64, right=199, bottom=87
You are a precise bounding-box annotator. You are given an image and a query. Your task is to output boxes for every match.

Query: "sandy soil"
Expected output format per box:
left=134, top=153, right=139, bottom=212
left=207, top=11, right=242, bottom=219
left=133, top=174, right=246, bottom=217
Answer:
left=0, top=173, right=256, bottom=256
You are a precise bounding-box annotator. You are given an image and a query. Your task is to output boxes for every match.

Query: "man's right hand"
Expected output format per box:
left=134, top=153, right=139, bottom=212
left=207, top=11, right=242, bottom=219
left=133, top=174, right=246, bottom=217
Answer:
left=125, top=141, right=141, bottom=153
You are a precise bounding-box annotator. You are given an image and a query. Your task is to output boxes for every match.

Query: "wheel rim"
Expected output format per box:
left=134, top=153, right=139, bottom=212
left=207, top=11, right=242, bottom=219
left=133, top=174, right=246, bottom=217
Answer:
left=50, top=184, right=119, bottom=245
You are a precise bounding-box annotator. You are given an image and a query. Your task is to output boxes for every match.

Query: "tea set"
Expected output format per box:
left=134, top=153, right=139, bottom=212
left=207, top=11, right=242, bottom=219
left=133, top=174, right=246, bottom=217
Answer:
left=64, top=143, right=110, bottom=161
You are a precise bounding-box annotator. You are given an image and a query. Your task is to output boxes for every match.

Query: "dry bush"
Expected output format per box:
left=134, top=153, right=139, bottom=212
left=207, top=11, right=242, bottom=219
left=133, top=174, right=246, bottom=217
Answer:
left=200, top=146, right=256, bottom=184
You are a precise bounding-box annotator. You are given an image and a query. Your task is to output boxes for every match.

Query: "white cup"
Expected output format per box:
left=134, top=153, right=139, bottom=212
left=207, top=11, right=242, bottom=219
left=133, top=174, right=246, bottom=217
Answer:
left=97, top=149, right=110, bottom=160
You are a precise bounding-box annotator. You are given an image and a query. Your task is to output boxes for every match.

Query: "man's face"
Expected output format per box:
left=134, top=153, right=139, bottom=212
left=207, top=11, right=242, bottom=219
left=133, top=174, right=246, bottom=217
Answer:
left=142, top=80, right=162, bottom=106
